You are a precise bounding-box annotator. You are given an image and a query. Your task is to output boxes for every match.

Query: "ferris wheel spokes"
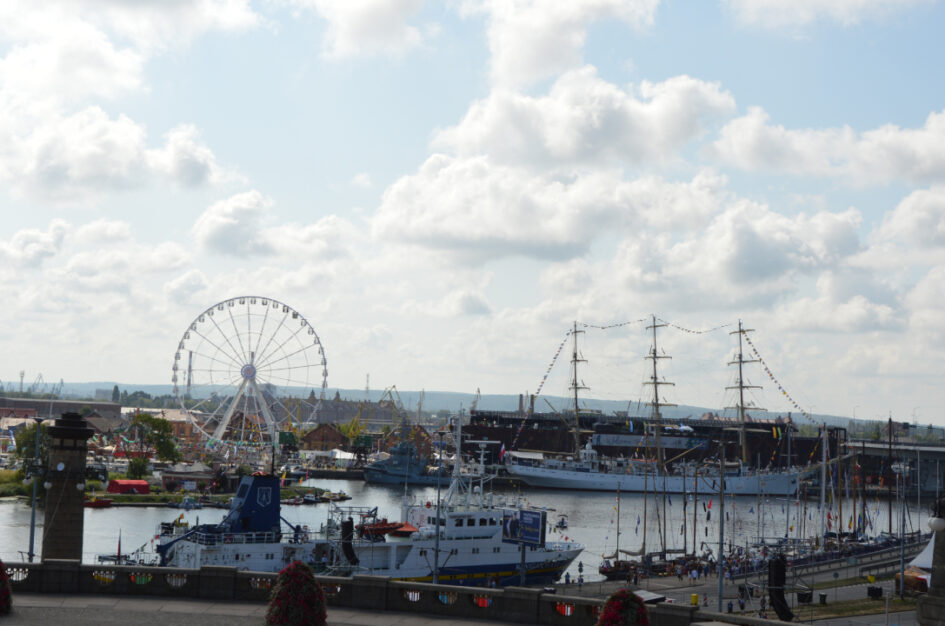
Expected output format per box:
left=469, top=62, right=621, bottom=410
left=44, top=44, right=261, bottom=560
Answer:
left=174, top=296, right=328, bottom=449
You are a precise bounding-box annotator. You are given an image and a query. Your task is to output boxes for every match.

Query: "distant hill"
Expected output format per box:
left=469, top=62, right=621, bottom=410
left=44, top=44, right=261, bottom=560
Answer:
left=56, top=381, right=853, bottom=426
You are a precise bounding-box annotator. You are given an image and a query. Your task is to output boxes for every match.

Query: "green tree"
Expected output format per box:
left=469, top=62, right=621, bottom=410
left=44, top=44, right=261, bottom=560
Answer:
left=127, top=456, right=150, bottom=479
left=129, top=412, right=181, bottom=463
left=14, top=422, right=49, bottom=462
left=111, top=385, right=120, bottom=403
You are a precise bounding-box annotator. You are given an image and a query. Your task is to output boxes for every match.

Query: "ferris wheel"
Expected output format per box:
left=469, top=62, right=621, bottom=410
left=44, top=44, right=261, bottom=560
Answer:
left=172, top=296, right=327, bottom=447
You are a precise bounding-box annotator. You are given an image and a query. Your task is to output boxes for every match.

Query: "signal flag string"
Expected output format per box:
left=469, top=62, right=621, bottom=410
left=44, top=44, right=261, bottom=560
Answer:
left=533, top=329, right=573, bottom=398
left=657, top=318, right=732, bottom=334
left=741, top=333, right=816, bottom=425
left=579, top=318, right=648, bottom=330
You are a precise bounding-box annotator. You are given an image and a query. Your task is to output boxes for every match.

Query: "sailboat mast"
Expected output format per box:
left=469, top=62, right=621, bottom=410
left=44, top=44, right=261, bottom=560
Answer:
left=569, top=321, right=587, bottom=455
left=643, top=468, right=648, bottom=563
left=820, top=424, right=827, bottom=540
left=616, top=485, right=621, bottom=556
left=692, top=468, right=698, bottom=556
left=645, top=315, right=674, bottom=472
left=727, top=320, right=762, bottom=463
left=717, top=440, right=725, bottom=612
left=682, top=466, right=687, bottom=555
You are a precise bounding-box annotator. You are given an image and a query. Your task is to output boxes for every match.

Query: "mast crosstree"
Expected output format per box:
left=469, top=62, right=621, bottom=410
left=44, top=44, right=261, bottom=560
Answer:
left=569, top=321, right=587, bottom=455
left=727, top=320, right=764, bottom=463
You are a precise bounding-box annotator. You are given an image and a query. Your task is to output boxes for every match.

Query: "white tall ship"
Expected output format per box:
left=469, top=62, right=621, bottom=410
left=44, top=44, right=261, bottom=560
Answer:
left=504, top=318, right=804, bottom=496
left=153, top=423, right=583, bottom=586
left=505, top=444, right=800, bottom=495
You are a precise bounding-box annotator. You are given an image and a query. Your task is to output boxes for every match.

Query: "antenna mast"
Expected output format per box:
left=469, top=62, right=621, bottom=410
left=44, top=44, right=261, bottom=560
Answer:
left=727, top=320, right=764, bottom=463
left=644, top=315, right=675, bottom=472
left=569, top=321, right=587, bottom=455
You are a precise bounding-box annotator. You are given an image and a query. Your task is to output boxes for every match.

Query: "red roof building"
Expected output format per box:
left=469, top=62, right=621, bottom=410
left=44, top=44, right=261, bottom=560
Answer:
left=106, top=479, right=150, bottom=494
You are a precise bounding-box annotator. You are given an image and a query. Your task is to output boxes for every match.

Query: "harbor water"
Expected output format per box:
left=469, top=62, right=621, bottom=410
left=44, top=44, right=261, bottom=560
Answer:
left=0, top=477, right=930, bottom=581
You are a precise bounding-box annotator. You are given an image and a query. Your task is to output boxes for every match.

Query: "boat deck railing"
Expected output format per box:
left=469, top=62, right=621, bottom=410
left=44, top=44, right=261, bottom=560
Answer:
left=182, top=530, right=282, bottom=546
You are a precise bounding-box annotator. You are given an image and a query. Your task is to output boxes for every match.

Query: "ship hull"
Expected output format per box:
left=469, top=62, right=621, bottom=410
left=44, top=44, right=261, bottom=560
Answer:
left=506, top=464, right=799, bottom=496
left=160, top=532, right=580, bottom=587
left=363, top=468, right=450, bottom=487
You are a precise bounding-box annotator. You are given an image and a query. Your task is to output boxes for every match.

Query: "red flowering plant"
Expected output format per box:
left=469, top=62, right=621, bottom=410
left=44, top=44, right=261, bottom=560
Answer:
left=0, top=558, right=12, bottom=616
left=596, top=587, right=649, bottom=626
left=265, top=560, right=326, bottom=625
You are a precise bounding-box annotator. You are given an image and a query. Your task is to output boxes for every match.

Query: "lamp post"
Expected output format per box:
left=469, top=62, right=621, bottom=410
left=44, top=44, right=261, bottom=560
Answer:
left=433, top=430, right=445, bottom=585
left=26, top=417, right=43, bottom=562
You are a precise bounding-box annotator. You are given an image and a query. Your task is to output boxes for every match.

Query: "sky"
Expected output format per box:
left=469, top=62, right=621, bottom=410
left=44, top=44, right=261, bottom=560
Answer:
left=1, top=0, right=944, bottom=424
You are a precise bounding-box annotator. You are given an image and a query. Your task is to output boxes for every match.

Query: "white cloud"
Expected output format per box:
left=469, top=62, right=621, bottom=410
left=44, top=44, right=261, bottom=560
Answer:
left=0, top=1, right=251, bottom=202
left=0, top=108, right=231, bottom=201
left=147, top=125, right=227, bottom=187
left=775, top=274, right=898, bottom=333
left=906, top=265, right=945, bottom=343
left=461, top=0, right=660, bottom=87
left=875, top=186, right=945, bottom=249
left=265, top=214, right=365, bottom=262
left=351, top=172, right=373, bottom=188
left=725, top=0, right=931, bottom=28
left=74, top=219, right=133, bottom=244
left=712, top=107, right=945, bottom=186
left=164, top=269, right=210, bottom=302
left=0, top=21, right=143, bottom=103
left=192, top=190, right=275, bottom=256
left=0, top=219, right=68, bottom=267
left=293, top=0, right=428, bottom=58
left=374, top=153, right=731, bottom=262
left=434, top=68, right=735, bottom=169
left=568, top=201, right=865, bottom=314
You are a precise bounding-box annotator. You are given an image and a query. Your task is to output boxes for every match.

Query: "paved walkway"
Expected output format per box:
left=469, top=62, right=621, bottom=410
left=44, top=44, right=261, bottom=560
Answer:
left=3, top=593, right=514, bottom=626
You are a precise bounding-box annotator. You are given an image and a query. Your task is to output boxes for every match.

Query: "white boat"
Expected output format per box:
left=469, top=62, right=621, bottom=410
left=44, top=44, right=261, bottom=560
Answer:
left=505, top=444, right=801, bottom=495
left=504, top=318, right=804, bottom=496
left=150, top=422, right=583, bottom=586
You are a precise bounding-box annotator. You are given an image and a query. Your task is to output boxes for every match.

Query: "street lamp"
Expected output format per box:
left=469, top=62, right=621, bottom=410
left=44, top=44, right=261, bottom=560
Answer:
left=27, top=417, right=43, bottom=563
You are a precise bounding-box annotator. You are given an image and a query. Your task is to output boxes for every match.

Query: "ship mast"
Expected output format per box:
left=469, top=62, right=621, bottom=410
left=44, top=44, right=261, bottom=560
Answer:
left=569, top=321, right=587, bottom=455
left=727, top=320, right=763, bottom=463
left=644, top=314, right=674, bottom=556
left=644, top=315, right=674, bottom=472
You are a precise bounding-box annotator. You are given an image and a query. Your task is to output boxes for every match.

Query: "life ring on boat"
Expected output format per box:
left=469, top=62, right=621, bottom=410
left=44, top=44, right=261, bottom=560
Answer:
left=426, top=501, right=431, bottom=508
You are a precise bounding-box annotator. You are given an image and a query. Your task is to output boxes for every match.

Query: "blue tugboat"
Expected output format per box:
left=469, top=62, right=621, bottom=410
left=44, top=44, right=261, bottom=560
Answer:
left=363, top=427, right=449, bottom=487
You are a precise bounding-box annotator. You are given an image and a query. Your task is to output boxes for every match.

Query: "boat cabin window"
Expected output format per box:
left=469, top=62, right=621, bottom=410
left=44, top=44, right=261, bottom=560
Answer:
left=479, top=519, right=487, bottom=526
left=466, top=519, right=475, bottom=527
left=489, top=519, right=497, bottom=525
left=454, top=519, right=463, bottom=527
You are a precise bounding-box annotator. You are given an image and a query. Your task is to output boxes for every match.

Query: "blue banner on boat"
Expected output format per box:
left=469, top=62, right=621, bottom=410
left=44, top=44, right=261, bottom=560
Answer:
left=502, top=509, right=546, bottom=546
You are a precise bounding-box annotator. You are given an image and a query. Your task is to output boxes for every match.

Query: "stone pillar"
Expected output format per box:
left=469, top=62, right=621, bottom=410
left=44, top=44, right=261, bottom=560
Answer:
left=41, top=412, right=93, bottom=561
left=918, top=530, right=945, bottom=625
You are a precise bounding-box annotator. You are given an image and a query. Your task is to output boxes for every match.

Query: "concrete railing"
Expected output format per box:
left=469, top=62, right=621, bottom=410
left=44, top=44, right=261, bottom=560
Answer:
left=5, top=561, right=605, bottom=625
left=4, top=560, right=798, bottom=625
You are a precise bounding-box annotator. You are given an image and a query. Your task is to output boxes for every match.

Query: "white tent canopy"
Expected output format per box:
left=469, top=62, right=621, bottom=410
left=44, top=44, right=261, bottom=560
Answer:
left=911, top=533, right=935, bottom=570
